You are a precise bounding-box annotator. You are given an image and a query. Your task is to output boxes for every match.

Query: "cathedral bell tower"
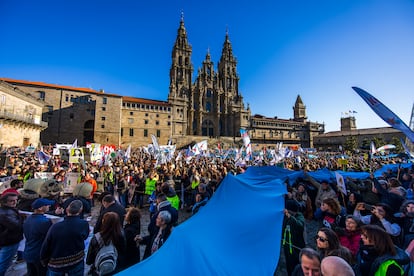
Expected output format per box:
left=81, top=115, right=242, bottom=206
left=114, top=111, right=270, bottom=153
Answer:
left=218, top=31, right=243, bottom=137
left=168, top=14, right=193, bottom=136
left=293, top=95, right=307, bottom=122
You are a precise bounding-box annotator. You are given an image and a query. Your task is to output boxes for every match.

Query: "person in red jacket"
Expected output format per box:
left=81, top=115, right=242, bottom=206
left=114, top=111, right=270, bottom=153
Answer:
left=338, top=215, right=362, bottom=257
left=83, top=172, right=97, bottom=205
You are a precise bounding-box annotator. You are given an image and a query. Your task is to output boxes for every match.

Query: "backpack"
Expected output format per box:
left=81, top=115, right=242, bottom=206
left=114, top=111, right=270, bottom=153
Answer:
left=94, top=232, right=118, bottom=276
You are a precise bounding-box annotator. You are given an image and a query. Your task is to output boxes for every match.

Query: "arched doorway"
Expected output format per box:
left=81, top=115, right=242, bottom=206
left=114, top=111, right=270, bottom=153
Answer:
left=202, top=119, right=214, bottom=137
left=83, top=120, right=95, bottom=144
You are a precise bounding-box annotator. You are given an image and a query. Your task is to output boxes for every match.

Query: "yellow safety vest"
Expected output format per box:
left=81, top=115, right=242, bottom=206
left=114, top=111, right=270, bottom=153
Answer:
left=374, top=259, right=404, bottom=276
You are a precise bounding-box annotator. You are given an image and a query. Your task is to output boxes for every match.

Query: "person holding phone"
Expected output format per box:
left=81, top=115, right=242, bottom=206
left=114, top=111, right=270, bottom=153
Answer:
left=353, top=202, right=401, bottom=237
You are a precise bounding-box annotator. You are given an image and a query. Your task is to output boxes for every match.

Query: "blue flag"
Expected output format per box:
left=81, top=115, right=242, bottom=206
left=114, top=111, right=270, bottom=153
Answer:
left=352, top=86, right=414, bottom=143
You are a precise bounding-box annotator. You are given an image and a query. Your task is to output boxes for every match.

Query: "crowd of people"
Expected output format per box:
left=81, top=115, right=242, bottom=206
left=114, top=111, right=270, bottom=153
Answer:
left=284, top=161, right=414, bottom=275
left=0, top=145, right=413, bottom=275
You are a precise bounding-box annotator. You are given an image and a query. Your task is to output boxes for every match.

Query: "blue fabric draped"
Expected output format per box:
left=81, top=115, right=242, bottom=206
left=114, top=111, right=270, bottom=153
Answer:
left=117, top=163, right=412, bottom=275
left=117, top=166, right=287, bottom=275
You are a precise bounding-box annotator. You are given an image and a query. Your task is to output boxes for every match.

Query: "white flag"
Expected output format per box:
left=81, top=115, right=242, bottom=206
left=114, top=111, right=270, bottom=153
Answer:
left=71, top=139, right=78, bottom=149
left=335, top=171, right=347, bottom=195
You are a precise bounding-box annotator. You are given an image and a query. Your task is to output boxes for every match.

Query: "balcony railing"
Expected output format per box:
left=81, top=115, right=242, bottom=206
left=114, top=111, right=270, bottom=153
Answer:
left=0, top=109, right=48, bottom=128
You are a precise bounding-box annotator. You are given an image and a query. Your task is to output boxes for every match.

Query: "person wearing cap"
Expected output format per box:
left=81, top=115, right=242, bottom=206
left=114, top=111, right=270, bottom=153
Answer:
left=23, top=198, right=54, bottom=276
left=1, top=179, right=23, bottom=197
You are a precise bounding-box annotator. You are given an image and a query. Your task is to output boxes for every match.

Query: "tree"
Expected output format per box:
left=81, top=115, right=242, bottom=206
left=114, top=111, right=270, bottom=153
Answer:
left=361, top=138, right=371, bottom=150
left=390, top=136, right=403, bottom=153
left=344, top=136, right=358, bottom=152
left=372, top=137, right=385, bottom=149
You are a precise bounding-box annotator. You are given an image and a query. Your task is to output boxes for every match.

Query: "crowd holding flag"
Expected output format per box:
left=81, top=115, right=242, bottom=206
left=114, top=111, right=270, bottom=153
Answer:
left=240, top=128, right=252, bottom=160
left=36, top=148, right=51, bottom=165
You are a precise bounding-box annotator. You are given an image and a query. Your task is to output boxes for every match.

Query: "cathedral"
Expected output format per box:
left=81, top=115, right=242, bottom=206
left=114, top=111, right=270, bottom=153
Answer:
left=168, top=16, right=250, bottom=138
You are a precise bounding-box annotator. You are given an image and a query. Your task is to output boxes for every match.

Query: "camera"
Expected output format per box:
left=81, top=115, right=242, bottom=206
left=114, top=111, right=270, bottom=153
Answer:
left=364, top=203, right=374, bottom=210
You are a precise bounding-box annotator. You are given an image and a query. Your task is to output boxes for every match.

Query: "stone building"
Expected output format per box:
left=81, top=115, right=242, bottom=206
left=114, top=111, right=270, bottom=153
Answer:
left=0, top=17, right=325, bottom=149
left=0, top=78, right=122, bottom=146
left=0, top=80, right=47, bottom=148
left=120, top=97, right=171, bottom=147
left=313, top=116, right=405, bottom=151
left=250, top=96, right=325, bottom=148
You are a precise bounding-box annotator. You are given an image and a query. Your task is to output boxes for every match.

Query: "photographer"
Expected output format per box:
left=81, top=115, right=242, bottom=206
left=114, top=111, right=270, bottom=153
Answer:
left=353, top=202, right=401, bottom=238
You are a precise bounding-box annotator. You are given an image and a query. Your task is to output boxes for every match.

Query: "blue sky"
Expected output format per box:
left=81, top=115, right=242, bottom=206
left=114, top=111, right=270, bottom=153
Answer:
left=1, top=0, right=413, bottom=132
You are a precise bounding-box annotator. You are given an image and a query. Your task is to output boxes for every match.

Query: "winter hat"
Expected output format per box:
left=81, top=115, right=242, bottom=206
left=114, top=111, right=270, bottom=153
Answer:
left=31, top=198, right=54, bottom=210
left=285, top=199, right=299, bottom=213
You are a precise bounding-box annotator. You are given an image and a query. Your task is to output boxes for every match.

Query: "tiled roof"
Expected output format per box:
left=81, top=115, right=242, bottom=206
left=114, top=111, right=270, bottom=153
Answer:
left=0, top=77, right=120, bottom=97
left=122, top=96, right=170, bottom=106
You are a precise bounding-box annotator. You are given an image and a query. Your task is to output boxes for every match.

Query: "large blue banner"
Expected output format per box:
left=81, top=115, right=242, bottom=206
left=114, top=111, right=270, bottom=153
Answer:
left=117, top=166, right=287, bottom=275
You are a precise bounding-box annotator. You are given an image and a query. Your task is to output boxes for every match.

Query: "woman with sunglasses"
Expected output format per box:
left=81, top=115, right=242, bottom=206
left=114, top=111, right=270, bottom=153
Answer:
left=356, top=224, right=409, bottom=276
left=315, top=227, right=353, bottom=263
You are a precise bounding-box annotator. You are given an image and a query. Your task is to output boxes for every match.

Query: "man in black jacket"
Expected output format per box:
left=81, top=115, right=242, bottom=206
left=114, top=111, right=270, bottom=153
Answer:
left=93, top=194, right=126, bottom=234
left=0, top=193, right=23, bottom=276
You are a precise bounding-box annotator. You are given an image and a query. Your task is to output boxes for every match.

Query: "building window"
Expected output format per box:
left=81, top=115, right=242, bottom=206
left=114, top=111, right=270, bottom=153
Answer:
left=156, top=121, right=159, bottom=125
left=144, top=120, right=148, bottom=124
left=38, top=91, right=45, bottom=101
left=102, top=107, right=106, bottom=111
left=144, top=129, right=148, bottom=137
left=101, top=125, right=105, bottom=128
left=168, top=122, right=171, bottom=126
left=69, top=113, right=74, bottom=119
left=157, top=130, right=161, bottom=137
left=65, top=95, right=69, bottom=102
left=130, top=111, right=133, bottom=115
left=156, top=114, right=159, bottom=117
left=145, top=113, right=148, bottom=117
left=129, top=128, right=134, bottom=136
left=103, top=97, right=107, bottom=104
left=121, top=128, right=123, bottom=136
left=101, top=117, right=106, bottom=121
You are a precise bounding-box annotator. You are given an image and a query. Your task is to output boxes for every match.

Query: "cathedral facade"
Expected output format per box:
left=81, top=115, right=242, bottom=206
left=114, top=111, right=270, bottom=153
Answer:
left=168, top=17, right=250, bottom=138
